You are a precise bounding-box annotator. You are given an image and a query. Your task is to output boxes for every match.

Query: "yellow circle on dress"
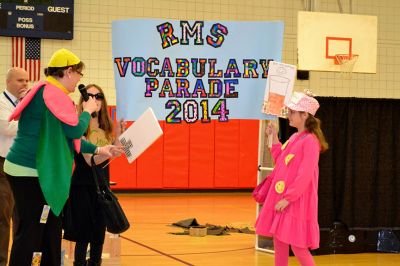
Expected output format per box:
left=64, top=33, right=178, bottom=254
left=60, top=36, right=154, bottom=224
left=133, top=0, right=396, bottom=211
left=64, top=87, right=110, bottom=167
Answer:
left=275, top=180, right=285, bottom=194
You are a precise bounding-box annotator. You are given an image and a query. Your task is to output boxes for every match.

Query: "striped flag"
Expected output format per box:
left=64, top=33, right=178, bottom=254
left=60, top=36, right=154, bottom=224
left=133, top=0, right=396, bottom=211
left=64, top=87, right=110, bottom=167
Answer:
left=12, top=37, right=41, bottom=81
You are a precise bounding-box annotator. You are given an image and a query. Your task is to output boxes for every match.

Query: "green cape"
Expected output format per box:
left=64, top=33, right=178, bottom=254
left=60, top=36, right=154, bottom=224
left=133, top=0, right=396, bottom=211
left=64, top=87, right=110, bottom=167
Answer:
left=37, top=108, right=74, bottom=216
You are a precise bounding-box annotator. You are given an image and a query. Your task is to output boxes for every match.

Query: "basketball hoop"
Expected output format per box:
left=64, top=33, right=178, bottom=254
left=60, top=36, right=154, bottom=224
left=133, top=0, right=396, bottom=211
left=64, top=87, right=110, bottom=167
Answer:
left=335, top=54, right=359, bottom=78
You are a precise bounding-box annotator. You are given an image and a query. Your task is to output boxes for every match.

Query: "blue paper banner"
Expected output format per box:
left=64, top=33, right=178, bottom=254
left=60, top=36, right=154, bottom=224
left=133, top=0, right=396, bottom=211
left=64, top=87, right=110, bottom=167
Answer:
left=112, top=19, right=284, bottom=122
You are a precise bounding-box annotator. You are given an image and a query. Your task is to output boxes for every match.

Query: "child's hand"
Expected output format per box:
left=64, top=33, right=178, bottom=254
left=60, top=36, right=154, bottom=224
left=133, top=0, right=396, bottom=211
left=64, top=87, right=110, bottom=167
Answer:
left=266, top=123, right=276, bottom=136
left=275, top=198, right=289, bottom=212
left=266, top=122, right=279, bottom=146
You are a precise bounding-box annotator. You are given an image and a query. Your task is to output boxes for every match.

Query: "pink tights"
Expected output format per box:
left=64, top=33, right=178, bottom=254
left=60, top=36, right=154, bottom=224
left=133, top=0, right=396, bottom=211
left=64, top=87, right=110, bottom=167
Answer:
left=273, top=238, right=316, bottom=266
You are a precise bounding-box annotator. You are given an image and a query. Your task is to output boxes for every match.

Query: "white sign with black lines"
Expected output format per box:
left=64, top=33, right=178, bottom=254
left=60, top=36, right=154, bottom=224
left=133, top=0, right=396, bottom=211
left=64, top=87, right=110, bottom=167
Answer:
left=119, top=107, right=163, bottom=164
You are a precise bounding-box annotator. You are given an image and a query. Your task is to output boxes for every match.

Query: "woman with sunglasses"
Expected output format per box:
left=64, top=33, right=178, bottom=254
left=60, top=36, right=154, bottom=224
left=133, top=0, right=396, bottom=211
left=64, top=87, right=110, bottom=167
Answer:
left=63, top=84, right=125, bottom=266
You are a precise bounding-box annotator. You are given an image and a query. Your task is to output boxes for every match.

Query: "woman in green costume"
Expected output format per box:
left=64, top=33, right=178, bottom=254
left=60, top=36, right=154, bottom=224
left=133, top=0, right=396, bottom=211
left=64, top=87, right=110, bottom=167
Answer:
left=4, top=49, right=124, bottom=266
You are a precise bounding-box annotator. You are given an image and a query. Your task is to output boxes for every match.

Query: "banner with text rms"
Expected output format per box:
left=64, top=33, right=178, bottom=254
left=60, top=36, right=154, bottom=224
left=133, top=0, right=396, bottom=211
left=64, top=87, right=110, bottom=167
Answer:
left=112, top=19, right=284, bottom=123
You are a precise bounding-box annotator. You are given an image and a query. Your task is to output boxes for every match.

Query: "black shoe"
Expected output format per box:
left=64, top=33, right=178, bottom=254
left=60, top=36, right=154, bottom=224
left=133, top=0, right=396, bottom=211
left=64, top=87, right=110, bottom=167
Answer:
left=87, top=259, right=102, bottom=266
left=73, top=261, right=87, bottom=266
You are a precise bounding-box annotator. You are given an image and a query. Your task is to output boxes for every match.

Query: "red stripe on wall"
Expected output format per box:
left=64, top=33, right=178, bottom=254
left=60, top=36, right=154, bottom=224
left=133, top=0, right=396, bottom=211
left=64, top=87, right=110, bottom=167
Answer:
left=238, top=120, right=259, bottom=187
left=109, top=156, right=137, bottom=189
left=136, top=121, right=165, bottom=188
left=189, top=121, right=215, bottom=188
left=12, top=37, right=14, bottom=66
left=109, top=121, right=137, bottom=189
left=163, top=122, right=190, bottom=188
left=19, top=38, right=23, bottom=67
left=214, top=120, right=240, bottom=188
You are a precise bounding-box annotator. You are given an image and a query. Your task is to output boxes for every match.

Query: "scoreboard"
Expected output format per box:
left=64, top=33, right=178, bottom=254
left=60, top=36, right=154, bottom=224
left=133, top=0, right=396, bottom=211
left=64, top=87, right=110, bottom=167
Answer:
left=0, top=0, right=74, bottom=40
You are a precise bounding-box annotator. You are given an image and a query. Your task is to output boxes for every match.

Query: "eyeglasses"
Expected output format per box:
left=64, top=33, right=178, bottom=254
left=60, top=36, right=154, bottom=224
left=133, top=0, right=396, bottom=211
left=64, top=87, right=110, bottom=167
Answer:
left=76, top=70, right=84, bottom=77
left=87, top=93, right=104, bottom=100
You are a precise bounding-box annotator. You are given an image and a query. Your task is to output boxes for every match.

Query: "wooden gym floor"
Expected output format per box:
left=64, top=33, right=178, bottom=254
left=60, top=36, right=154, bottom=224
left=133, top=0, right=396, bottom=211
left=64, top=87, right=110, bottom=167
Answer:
left=59, top=192, right=399, bottom=265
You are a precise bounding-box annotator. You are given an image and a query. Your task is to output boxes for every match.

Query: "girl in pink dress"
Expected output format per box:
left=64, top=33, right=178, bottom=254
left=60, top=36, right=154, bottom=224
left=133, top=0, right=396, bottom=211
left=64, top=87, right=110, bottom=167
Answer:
left=255, top=92, right=329, bottom=266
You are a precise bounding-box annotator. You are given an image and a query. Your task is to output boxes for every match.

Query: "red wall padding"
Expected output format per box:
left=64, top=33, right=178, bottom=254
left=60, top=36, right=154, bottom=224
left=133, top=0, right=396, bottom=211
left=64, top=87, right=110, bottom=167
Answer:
left=109, top=155, right=137, bottom=189
left=136, top=121, right=165, bottom=188
left=238, top=120, right=259, bottom=188
left=163, top=122, right=190, bottom=188
left=189, top=121, right=215, bottom=188
left=108, top=107, right=260, bottom=190
left=214, top=120, right=240, bottom=188
left=109, top=120, right=137, bottom=189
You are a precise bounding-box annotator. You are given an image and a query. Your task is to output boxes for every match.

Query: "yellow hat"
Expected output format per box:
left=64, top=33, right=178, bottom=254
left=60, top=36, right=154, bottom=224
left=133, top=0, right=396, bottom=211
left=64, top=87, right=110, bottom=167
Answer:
left=47, top=48, right=80, bottom=68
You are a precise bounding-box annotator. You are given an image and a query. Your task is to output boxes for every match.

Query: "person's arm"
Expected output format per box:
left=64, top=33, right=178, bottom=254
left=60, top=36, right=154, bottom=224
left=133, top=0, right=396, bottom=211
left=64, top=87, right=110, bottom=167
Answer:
left=61, top=95, right=98, bottom=139
left=266, top=122, right=282, bottom=162
left=81, top=138, right=124, bottom=166
left=81, top=138, right=97, bottom=154
left=0, top=102, right=18, bottom=136
left=61, top=111, right=91, bottom=139
left=81, top=139, right=109, bottom=165
left=270, top=142, right=283, bottom=162
left=82, top=152, right=110, bottom=166
left=283, top=136, right=320, bottom=202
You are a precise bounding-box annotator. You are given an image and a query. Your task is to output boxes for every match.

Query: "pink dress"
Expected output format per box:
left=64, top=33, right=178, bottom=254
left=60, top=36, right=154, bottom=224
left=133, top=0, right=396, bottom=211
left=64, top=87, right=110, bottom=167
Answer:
left=255, top=131, right=320, bottom=249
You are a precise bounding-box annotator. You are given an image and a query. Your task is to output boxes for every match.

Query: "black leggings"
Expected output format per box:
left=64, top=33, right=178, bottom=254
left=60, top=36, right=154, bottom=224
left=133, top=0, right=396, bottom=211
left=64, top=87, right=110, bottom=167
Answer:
left=74, top=241, right=103, bottom=263
left=6, top=175, right=62, bottom=266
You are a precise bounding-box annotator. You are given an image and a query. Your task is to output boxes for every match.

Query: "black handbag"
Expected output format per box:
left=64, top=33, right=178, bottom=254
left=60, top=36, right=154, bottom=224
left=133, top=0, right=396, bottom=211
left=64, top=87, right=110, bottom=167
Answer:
left=91, top=155, right=130, bottom=234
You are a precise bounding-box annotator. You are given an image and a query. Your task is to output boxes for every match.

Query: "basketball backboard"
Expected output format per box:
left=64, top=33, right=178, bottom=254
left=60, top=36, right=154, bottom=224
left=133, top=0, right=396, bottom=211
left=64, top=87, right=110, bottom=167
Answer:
left=297, top=11, right=377, bottom=73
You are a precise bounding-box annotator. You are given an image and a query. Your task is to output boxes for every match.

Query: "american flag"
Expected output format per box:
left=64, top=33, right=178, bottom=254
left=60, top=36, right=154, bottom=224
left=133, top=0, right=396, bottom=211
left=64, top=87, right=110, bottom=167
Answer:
left=12, top=37, right=41, bottom=81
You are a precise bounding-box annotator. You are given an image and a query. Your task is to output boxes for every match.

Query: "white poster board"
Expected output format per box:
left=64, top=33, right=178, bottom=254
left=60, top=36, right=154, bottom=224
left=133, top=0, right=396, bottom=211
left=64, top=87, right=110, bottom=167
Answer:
left=118, top=107, right=163, bottom=163
left=262, top=61, right=296, bottom=116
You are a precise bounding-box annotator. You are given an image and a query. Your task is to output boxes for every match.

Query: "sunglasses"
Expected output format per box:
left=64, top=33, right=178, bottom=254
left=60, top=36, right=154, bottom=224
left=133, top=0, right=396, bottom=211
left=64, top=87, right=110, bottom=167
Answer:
left=87, top=93, right=104, bottom=100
